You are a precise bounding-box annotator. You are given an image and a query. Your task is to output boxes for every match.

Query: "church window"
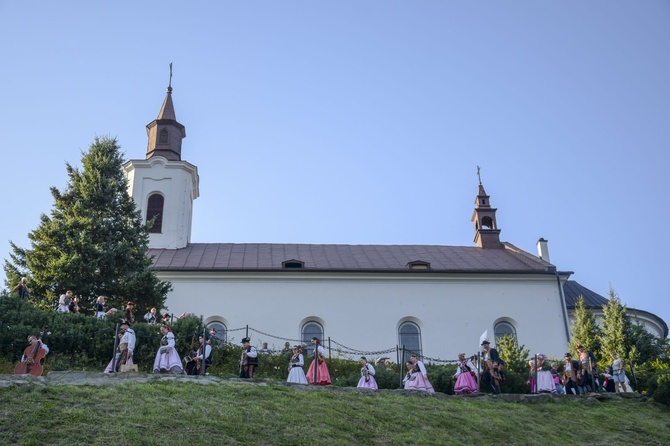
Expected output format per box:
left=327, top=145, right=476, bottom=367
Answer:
left=494, top=321, right=517, bottom=343
left=399, top=321, right=422, bottom=362
left=159, top=129, right=169, bottom=144
left=206, top=321, right=227, bottom=344
left=301, top=321, right=324, bottom=355
left=147, top=193, right=164, bottom=233
left=481, top=216, right=494, bottom=229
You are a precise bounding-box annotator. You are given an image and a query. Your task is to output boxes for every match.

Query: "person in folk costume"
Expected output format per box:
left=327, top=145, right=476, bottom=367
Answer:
left=239, top=337, right=258, bottom=378
left=185, top=334, right=213, bottom=375
left=357, top=356, right=378, bottom=389
left=480, top=339, right=502, bottom=394
left=403, top=360, right=435, bottom=393
left=306, top=337, right=331, bottom=385
left=409, top=353, right=435, bottom=390
left=453, top=353, right=478, bottom=395
left=610, top=352, right=629, bottom=393
left=563, top=352, right=582, bottom=395
left=528, top=353, right=556, bottom=393
left=153, top=324, right=184, bottom=374
left=287, top=345, right=308, bottom=384
left=104, top=321, right=136, bottom=373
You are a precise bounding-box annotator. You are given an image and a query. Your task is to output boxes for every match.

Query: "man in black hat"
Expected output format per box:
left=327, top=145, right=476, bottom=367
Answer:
left=239, top=337, right=258, bottom=378
left=563, top=352, right=581, bottom=395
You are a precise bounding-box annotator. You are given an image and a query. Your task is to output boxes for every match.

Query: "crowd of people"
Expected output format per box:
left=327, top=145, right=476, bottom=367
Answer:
left=12, top=282, right=632, bottom=394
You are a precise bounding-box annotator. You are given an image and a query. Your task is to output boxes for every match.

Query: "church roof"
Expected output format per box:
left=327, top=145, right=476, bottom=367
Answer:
left=147, top=242, right=556, bottom=273
left=563, top=280, right=668, bottom=338
left=563, top=280, right=609, bottom=307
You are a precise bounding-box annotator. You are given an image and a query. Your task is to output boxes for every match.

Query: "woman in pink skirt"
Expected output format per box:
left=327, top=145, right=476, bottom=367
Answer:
left=357, top=356, right=378, bottom=389
left=306, top=337, right=331, bottom=385
left=453, top=353, right=478, bottom=394
left=403, top=361, right=435, bottom=393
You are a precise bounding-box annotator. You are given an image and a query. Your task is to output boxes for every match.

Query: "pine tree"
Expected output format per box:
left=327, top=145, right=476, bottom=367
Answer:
left=496, top=333, right=530, bottom=374
left=569, top=295, right=601, bottom=355
left=599, top=287, right=632, bottom=366
left=4, top=137, right=171, bottom=314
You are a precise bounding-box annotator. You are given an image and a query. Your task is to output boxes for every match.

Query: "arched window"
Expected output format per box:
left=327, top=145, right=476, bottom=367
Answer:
left=206, top=321, right=227, bottom=344
left=482, top=216, right=494, bottom=229
left=399, top=321, right=422, bottom=362
left=159, top=129, right=169, bottom=144
left=146, top=194, right=164, bottom=233
left=301, top=321, right=324, bottom=356
left=494, top=321, right=517, bottom=343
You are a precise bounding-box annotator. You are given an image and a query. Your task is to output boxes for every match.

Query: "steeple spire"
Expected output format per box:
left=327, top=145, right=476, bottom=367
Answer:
left=146, top=63, right=186, bottom=161
left=471, top=167, right=502, bottom=249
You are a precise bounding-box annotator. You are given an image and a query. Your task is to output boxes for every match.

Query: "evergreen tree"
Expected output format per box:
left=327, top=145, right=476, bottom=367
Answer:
left=4, top=137, right=171, bottom=314
left=599, top=287, right=632, bottom=366
left=569, top=295, right=601, bottom=355
left=496, top=333, right=530, bottom=374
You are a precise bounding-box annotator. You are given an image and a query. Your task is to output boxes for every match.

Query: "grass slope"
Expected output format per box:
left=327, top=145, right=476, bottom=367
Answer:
left=0, top=381, right=669, bottom=446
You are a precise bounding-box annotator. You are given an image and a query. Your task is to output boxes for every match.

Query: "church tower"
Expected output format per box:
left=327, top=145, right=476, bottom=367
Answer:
left=471, top=169, right=502, bottom=249
left=123, top=67, right=199, bottom=249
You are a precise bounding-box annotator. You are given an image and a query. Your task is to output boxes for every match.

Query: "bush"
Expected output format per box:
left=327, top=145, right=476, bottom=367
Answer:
left=648, top=369, right=670, bottom=406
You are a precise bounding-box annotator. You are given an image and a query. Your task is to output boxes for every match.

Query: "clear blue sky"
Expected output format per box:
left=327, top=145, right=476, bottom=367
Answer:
left=1, top=2, right=669, bottom=331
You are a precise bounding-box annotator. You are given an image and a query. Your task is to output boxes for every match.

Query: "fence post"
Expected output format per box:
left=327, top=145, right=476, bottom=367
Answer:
left=201, top=327, right=207, bottom=376
left=110, top=322, right=120, bottom=373
left=245, top=325, right=249, bottom=338
left=328, top=337, right=331, bottom=359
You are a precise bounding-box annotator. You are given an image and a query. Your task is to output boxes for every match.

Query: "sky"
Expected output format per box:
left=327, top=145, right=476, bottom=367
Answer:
left=1, top=1, right=669, bottom=332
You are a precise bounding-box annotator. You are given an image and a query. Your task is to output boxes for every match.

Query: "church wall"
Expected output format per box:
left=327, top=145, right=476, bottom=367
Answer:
left=158, top=271, right=570, bottom=361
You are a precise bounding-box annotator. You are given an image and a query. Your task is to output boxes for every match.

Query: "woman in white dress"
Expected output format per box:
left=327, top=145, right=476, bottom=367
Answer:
left=287, top=345, right=308, bottom=384
left=153, top=324, right=184, bottom=374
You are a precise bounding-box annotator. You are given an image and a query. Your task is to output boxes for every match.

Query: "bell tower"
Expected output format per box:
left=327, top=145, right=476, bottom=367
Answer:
left=471, top=167, right=502, bottom=249
left=123, top=65, right=199, bottom=249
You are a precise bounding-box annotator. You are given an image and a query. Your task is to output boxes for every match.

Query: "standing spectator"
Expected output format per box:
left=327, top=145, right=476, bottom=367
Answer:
left=95, top=296, right=107, bottom=319
left=13, top=277, right=30, bottom=299
left=56, top=291, right=72, bottom=313
left=124, top=301, right=135, bottom=325
left=610, top=352, right=629, bottom=393
left=68, top=296, right=80, bottom=314
left=259, top=342, right=270, bottom=354
left=144, top=307, right=158, bottom=324
left=281, top=342, right=291, bottom=354
left=161, top=312, right=172, bottom=325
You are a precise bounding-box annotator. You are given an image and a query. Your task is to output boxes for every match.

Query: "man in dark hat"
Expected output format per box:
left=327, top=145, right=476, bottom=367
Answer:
left=239, top=337, right=258, bottom=378
left=563, top=352, right=582, bottom=395
left=480, top=340, right=502, bottom=394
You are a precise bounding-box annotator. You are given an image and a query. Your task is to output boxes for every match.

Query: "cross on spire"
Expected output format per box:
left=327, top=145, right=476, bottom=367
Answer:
left=168, top=62, right=173, bottom=92
left=477, top=165, right=482, bottom=185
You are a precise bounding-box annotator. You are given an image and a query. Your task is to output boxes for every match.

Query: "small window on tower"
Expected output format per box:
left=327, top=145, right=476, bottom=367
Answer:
left=159, top=129, right=169, bottom=144
left=147, top=194, right=164, bottom=233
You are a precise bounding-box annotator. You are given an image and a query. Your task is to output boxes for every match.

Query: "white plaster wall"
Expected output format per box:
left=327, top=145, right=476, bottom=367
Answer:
left=124, top=157, right=198, bottom=249
left=157, top=272, right=571, bottom=360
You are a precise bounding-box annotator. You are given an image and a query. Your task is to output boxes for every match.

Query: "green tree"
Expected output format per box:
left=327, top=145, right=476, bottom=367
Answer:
left=599, top=287, right=632, bottom=366
left=569, top=295, right=601, bottom=355
left=496, top=333, right=529, bottom=374
left=4, top=137, right=171, bottom=314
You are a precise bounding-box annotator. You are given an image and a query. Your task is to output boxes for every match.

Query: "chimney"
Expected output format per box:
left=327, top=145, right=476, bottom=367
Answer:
left=536, top=238, right=550, bottom=263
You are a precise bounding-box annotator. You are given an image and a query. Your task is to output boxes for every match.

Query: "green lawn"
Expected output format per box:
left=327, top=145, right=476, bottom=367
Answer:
left=0, top=380, right=669, bottom=446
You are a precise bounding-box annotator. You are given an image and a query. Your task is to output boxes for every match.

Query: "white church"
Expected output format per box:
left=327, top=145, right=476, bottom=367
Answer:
left=123, top=82, right=667, bottom=362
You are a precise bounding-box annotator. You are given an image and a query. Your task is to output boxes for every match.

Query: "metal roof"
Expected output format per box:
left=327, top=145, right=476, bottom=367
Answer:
left=148, top=242, right=556, bottom=273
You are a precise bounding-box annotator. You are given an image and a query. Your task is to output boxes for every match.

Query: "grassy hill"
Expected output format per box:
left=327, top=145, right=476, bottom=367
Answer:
left=1, top=377, right=669, bottom=446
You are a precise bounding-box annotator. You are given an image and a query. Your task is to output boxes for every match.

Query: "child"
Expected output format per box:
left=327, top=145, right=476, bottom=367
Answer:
left=550, top=362, right=564, bottom=394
